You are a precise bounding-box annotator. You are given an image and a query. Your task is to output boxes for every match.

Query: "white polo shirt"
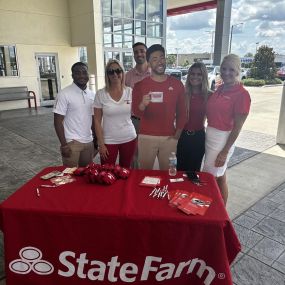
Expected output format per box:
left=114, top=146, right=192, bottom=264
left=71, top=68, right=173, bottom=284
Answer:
left=94, top=87, right=136, bottom=144
left=53, top=83, right=95, bottom=143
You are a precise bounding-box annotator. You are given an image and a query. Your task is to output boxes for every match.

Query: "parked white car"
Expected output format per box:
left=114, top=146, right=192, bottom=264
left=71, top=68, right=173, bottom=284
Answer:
left=165, top=69, right=182, bottom=81
left=206, top=65, right=221, bottom=90
left=241, top=68, right=249, bottom=80
left=207, top=66, right=248, bottom=90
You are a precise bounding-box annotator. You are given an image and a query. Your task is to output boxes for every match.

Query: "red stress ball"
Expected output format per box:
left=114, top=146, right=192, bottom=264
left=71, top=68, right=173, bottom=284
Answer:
left=73, top=167, right=86, bottom=176
left=113, top=165, right=122, bottom=177
left=101, top=163, right=115, bottom=172
left=117, top=168, right=130, bottom=179
left=85, top=168, right=100, bottom=184
left=113, top=165, right=130, bottom=179
left=98, top=171, right=116, bottom=185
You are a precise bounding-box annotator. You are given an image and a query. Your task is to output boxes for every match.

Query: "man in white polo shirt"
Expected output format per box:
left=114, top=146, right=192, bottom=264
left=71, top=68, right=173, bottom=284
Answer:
left=53, top=62, right=96, bottom=167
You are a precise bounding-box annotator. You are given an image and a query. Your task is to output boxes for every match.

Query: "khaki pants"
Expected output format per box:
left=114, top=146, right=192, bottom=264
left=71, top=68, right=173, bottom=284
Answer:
left=62, top=140, right=94, bottom=167
left=138, top=135, right=178, bottom=170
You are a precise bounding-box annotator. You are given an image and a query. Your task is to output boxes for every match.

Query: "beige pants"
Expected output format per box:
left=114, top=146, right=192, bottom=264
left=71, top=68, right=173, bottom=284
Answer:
left=62, top=140, right=94, bottom=167
left=138, top=135, right=178, bottom=170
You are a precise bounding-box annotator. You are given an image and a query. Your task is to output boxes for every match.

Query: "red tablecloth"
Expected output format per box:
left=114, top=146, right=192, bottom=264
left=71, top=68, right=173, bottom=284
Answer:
left=0, top=167, right=240, bottom=285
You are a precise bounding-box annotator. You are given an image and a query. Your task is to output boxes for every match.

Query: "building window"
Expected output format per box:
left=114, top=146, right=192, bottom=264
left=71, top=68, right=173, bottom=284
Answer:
left=79, top=47, right=88, bottom=64
left=0, top=45, right=19, bottom=77
left=102, top=0, right=163, bottom=48
left=102, top=0, right=164, bottom=70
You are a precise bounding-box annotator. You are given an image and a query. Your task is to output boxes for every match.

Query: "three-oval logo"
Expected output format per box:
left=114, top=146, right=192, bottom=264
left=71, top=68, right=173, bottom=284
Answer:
left=9, top=246, right=54, bottom=275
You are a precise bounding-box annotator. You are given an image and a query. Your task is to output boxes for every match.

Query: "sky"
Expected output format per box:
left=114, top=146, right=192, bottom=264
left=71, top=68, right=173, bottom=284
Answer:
left=166, top=0, right=285, bottom=57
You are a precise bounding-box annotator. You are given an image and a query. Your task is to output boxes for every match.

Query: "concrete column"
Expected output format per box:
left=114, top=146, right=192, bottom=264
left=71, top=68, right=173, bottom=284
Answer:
left=213, top=0, right=232, bottom=65
left=86, top=42, right=105, bottom=91
left=90, top=0, right=105, bottom=90
left=277, top=83, right=285, bottom=145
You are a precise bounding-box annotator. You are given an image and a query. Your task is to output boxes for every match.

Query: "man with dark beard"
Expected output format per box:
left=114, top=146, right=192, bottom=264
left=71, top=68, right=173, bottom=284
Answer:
left=125, top=42, right=150, bottom=89
left=132, top=44, right=187, bottom=170
left=53, top=62, right=96, bottom=167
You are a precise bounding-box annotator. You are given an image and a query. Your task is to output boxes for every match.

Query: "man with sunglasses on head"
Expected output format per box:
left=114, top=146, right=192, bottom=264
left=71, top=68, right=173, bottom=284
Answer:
left=53, top=62, right=97, bottom=167
left=132, top=44, right=187, bottom=170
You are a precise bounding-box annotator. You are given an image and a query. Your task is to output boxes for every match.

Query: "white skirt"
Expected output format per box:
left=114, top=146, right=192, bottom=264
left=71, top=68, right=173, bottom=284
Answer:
left=202, top=126, right=235, bottom=177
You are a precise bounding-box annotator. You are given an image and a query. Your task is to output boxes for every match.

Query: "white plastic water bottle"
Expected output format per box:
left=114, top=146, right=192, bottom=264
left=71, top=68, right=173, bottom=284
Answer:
left=168, top=152, right=177, bottom=176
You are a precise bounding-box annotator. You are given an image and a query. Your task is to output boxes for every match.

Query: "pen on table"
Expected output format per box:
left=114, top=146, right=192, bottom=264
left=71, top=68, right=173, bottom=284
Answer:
left=36, top=188, right=40, bottom=197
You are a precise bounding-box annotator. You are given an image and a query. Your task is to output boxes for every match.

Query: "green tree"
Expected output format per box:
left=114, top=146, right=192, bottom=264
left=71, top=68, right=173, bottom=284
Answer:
left=244, top=52, right=253, bottom=58
left=166, top=54, right=176, bottom=67
left=182, top=60, right=190, bottom=67
left=251, top=45, right=276, bottom=80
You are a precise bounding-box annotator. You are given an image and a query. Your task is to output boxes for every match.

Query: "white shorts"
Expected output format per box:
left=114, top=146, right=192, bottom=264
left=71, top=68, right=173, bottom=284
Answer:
left=202, top=126, right=235, bottom=177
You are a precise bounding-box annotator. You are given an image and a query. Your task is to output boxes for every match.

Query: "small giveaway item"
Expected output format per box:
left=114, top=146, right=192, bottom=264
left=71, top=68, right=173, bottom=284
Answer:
left=113, top=165, right=130, bottom=179
left=169, top=190, right=212, bottom=216
left=50, top=175, right=76, bottom=186
left=178, top=193, right=212, bottom=216
left=62, top=167, right=77, bottom=174
left=149, top=185, right=168, bottom=199
left=73, top=167, right=86, bottom=176
left=98, top=171, right=116, bottom=185
left=40, top=170, right=62, bottom=180
left=83, top=163, right=130, bottom=185
left=150, top=92, right=163, bottom=103
left=169, top=190, right=190, bottom=207
left=140, top=176, right=161, bottom=187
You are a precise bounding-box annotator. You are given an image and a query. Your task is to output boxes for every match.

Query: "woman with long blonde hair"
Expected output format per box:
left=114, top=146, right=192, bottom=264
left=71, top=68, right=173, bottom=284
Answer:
left=202, top=54, right=251, bottom=204
left=93, top=59, right=137, bottom=167
left=177, top=62, right=210, bottom=172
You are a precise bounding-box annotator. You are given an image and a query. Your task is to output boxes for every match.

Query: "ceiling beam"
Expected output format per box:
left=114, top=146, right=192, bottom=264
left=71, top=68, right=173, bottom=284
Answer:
left=167, top=0, right=217, bottom=16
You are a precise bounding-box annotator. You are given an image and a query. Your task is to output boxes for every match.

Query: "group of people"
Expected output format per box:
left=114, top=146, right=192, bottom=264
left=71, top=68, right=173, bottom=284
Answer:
left=53, top=43, right=251, bottom=205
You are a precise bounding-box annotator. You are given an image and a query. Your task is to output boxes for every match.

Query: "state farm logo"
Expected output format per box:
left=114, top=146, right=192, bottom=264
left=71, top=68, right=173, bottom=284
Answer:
left=9, top=246, right=54, bottom=275
left=9, top=247, right=217, bottom=284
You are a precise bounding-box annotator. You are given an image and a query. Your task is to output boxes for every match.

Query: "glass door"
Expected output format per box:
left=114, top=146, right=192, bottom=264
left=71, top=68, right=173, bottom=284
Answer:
left=36, top=53, right=60, bottom=106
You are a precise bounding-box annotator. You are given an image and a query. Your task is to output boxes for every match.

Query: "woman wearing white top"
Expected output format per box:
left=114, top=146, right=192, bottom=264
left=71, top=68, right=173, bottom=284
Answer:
left=94, top=59, right=137, bottom=168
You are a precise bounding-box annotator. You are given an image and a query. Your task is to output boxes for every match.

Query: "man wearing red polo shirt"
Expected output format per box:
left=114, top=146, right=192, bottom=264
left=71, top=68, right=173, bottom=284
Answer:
left=132, top=44, right=187, bottom=170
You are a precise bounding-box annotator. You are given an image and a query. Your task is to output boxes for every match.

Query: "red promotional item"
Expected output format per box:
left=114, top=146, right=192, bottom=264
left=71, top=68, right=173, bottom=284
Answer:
left=112, top=165, right=123, bottom=177
left=89, top=168, right=100, bottom=183
left=101, top=163, right=114, bottom=172
left=139, top=176, right=161, bottom=187
left=99, top=171, right=116, bottom=185
left=83, top=163, right=129, bottom=185
left=73, top=167, right=86, bottom=176
left=117, top=168, right=130, bottom=179
left=178, top=192, right=213, bottom=216
left=169, top=190, right=190, bottom=207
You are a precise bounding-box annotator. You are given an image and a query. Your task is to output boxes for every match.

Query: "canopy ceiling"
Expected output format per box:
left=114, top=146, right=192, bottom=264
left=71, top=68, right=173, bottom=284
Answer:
left=167, top=0, right=217, bottom=16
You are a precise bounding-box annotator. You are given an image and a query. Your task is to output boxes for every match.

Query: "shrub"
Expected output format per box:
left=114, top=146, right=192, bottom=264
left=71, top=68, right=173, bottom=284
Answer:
left=243, top=78, right=265, bottom=86
left=265, top=78, right=283, bottom=85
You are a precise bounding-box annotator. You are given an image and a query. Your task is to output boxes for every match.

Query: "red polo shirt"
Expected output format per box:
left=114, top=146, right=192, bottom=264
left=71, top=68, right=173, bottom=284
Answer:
left=206, top=84, right=251, bottom=131
left=184, top=93, right=206, bottom=131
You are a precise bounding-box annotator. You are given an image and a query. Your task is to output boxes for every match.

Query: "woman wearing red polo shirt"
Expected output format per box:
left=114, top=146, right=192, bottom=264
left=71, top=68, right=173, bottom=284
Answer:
left=177, top=62, right=211, bottom=172
left=203, top=54, right=251, bottom=204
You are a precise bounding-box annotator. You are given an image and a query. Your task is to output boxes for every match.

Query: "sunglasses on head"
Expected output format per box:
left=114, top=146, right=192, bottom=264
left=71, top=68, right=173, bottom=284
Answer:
left=107, top=68, right=123, bottom=75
